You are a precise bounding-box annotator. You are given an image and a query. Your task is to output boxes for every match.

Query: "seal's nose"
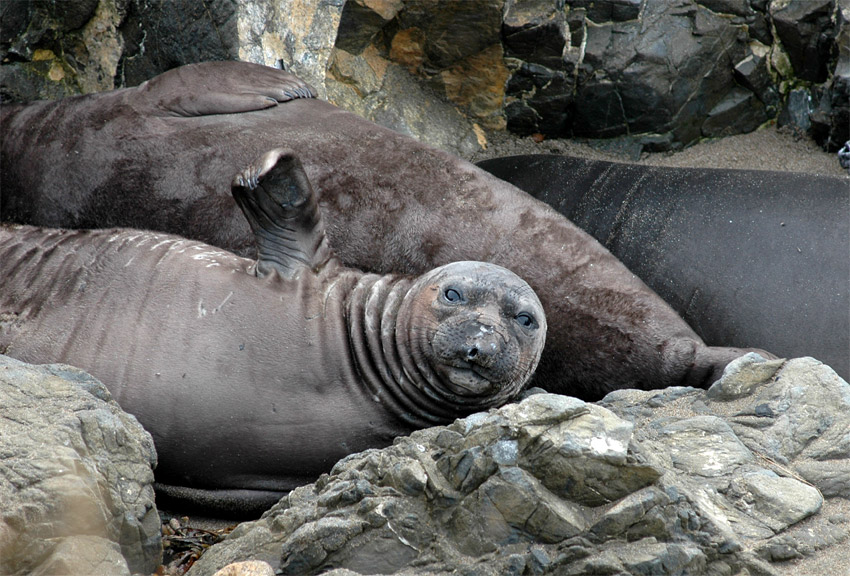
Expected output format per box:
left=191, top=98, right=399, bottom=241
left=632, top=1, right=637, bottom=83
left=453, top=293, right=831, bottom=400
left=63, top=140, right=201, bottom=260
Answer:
left=463, top=321, right=502, bottom=366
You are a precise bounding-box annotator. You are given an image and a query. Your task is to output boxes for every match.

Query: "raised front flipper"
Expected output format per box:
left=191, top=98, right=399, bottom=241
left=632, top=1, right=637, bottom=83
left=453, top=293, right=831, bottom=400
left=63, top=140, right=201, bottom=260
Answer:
left=133, top=61, right=315, bottom=117
left=231, top=149, right=334, bottom=279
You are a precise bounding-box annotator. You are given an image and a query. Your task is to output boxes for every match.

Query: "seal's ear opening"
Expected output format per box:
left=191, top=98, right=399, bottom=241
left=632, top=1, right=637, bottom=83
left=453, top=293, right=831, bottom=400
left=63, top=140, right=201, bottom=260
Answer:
left=230, top=148, right=335, bottom=279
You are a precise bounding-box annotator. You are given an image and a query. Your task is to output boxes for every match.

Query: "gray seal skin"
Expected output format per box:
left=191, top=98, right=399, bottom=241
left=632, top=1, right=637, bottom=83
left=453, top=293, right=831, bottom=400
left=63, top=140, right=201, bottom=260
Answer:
left=0, top=149, right=547, bottom=516
left=0, top=61, right=768, bottom=400
left=476, top=154, right=849, bottom=381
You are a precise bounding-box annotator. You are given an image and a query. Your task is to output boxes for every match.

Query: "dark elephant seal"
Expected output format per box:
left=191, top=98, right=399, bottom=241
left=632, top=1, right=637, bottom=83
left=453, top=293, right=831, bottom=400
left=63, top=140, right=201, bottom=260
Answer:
left=0, top=61, right=768, bottom=399
left=0, top=149, right=546, bottom=516
left=476, top=154, right=849, bottom=381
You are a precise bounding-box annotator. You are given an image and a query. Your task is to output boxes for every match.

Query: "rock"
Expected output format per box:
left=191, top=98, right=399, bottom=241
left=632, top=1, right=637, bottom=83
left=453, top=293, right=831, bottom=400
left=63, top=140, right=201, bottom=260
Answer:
left=503, top=0, right=568, bottom=70
left=701, top=87, right=768, bottom=137
left=778, top=87, right=815, bottom=137
left=119, top=0, right=344, bottom=98
left=325, top=0, right=506, bottom=155
left=0, top=354, right=161, bottom=575
left=770, top=0, right=837, bottom=83
left=325, top=53, right=483, bottom=156
left=0, top=0, right=128, bottom=102
left=213, top=560, right=275, bottom=576
left=2, top=0, right=848, bottom=152
left=811, top=2, right=850, bottom=151
left=186, top=356, right=850, bottom=576
left=733, top=47, right=781, bottom=112
left=571, top=0, right=642, bottom=23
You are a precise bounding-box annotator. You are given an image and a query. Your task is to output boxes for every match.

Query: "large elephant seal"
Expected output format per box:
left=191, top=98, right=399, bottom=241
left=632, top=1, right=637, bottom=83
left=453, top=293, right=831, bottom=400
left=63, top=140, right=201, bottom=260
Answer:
left=0, top=61, right=767, bottom=399
left=476, top=154, right=849, bottom=381
left=0, top=149, right=546, bottom=516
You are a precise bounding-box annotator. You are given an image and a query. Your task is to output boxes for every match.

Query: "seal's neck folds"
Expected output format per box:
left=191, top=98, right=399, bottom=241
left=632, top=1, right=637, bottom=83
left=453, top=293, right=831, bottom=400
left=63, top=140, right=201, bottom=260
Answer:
left=346, top=274, right=473, bottom=429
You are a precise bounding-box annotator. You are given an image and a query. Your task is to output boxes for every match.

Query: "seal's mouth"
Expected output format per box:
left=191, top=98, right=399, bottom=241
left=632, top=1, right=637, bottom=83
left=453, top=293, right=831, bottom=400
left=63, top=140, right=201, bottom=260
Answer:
left=439, top=361, right=501, bottom=396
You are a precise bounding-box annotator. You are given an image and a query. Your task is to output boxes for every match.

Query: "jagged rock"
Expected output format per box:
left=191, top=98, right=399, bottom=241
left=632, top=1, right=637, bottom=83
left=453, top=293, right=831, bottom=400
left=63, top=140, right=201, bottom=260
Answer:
left=0, top=354, right=161, bottom=576
left=0, top=0, right=128, bottom=102
left=2, top=0, right=848, bottom=152
left=811, top=2, right=850, bottom=151
left=503, top=0, right=568, bottom=70
left=770, top=0, right=837, bottom=83
left=778, top=88, right=815, bottom=135
left=733, top=47, right=780, bottom=112
left=701, top=87, right=768, bottom=137
left=119, top=0, right=344, bottom=98
left=571, top=0, right=642, bottom=23
left=186, top=355, right=850, bottom=576
left=325, top=0, right=506, bottom=154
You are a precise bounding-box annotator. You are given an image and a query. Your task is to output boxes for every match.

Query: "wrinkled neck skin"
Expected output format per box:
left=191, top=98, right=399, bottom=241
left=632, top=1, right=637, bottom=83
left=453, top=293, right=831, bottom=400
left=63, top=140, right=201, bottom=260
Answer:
left=346, top=274, right=508, bottom=429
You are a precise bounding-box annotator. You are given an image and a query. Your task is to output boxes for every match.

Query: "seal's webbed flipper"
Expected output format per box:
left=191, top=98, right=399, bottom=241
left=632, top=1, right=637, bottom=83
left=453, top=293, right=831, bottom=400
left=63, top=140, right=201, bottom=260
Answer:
left=231, top=149, right=334, bottom=279
left=137, top=61, right=316, bottom=117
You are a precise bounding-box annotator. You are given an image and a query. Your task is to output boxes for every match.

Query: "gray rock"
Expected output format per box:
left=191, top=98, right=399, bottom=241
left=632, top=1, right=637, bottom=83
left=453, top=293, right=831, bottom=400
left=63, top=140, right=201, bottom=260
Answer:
left=187, top=356, right=849, bottom=576
left=702, top=87, right=769, bottom=138
left=811, top=2, right=850, bottom=151
left=770, top=0, right=837, bottom=83
left=778, top=88, right=815, bottom=135
left=0, top=355, right=161, bottom=575
left=212, top=560, right=276, bottom=576
left=733, top=49, right=781, bottom=112
left=119, top=0, right=344, bottom=99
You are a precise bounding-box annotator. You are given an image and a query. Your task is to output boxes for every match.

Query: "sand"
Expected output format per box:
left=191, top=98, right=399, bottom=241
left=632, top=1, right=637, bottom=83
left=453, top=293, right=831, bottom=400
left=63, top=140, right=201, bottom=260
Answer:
left=470, top=124, right=849, bottom=179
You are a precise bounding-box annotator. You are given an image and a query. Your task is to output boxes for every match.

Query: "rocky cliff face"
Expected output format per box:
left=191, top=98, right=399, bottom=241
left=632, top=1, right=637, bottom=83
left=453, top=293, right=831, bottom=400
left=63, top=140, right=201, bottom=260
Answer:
left=2, top=0, right=847, bottom=154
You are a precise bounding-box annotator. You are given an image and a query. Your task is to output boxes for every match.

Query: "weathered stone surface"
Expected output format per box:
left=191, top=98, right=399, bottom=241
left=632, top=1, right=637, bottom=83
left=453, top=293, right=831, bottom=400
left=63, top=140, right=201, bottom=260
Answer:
left=186, top=356, right=849, bottom=576
left=325, top=51, right=484, bottom=156
left=2, top=0, right=847, bottom=151
left=0, top=354, right=161, bottom=575
left=0, top=0, right=128, bottom=102
left=324, top=0, right=507, bottom=154
left=119, top=0, right=344, bottom=98
left=811, top=1, right=850, bottom=151
left=701, top=87, right=769, bottom=138
left=770, top=0, right=837, bottom=83
left=213, top=560, right=276, bottom=576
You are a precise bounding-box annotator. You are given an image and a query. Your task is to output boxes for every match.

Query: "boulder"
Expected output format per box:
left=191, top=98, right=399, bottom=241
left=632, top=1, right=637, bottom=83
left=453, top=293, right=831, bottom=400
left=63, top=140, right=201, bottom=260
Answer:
left=0, top=354, right=161, bottom=575
left=770, top=0, right=837, bottom=83
left=810, top=1, right=850, bottom=151
left=186, top=355, right=850, bottom=576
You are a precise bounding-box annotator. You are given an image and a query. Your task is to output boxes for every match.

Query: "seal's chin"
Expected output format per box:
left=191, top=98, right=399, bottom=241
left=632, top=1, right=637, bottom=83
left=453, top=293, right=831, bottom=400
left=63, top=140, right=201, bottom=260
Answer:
left=437, top=362, right=502, bottom=397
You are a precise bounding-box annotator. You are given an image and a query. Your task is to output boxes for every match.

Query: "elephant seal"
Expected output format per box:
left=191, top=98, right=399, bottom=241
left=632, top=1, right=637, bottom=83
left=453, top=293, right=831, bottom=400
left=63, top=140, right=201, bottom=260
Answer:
left=476, top=154, right=849, bottom=381
left=0, top=149, right=546, bottom=516
left=0, top=61, right=767, bottom=399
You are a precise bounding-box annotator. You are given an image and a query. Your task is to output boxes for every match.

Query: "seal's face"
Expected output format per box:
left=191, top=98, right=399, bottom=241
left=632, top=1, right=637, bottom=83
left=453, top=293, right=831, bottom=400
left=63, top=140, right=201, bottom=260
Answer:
left=401, top=261, right=547, bottom=407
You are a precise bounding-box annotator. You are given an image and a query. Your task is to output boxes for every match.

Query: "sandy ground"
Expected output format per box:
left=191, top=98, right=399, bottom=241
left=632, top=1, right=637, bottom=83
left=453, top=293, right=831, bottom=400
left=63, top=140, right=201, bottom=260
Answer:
left=470, top=124, right=849, bottom=179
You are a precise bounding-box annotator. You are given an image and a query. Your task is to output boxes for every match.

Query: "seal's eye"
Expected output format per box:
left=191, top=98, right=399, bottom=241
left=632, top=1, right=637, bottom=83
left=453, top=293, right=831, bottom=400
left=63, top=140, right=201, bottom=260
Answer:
left=443, top=287, right=462, bottom=303
left=515, top=312, right=537, bottom=329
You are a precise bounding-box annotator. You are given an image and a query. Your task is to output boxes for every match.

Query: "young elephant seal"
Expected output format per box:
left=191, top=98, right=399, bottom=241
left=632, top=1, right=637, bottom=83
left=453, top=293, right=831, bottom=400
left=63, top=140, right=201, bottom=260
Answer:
left=0, top=149, right=546, bottom=516
left=0, top=61, right=769, bottom=399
